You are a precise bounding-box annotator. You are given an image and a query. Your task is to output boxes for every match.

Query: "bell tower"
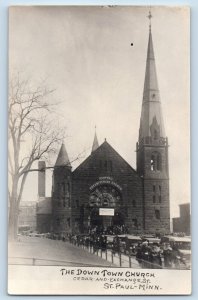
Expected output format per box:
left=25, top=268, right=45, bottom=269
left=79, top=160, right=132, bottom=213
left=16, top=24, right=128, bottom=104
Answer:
left=136, top=11, right=170, bottom=234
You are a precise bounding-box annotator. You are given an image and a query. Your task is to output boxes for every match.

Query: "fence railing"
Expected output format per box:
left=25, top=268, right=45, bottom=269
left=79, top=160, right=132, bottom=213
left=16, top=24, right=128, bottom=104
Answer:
left=72, top=241, right=189, bottom=270
left=73, top=242, right=163, bottom=269
left=8, top=256, right=109, bottom=267
left=9, top=236, right=190, bottom=270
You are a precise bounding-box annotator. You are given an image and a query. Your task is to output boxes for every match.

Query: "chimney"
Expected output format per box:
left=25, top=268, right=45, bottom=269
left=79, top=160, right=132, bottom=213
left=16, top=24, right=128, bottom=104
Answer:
left=38, top=161, right=46, bottom=198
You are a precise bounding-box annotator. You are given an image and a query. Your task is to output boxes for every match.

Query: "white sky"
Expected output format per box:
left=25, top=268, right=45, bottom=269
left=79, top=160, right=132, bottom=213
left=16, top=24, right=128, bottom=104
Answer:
left=9, top=6, right=190, bottom=218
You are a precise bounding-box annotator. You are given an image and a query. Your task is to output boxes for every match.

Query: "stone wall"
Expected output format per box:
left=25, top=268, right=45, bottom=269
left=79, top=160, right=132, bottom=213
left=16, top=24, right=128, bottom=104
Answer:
left=71, top=141, right=143, bottom=234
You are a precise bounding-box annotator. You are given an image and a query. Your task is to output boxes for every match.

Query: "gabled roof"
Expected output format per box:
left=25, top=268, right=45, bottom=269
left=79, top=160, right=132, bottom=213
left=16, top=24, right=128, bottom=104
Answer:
left=73, top=140, right=138, bottom=175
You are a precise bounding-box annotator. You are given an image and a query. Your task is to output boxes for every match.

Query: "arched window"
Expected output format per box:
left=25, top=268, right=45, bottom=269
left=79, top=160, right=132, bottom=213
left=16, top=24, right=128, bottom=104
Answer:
left=157, top=154, right=162, bottom=170
left=67, top=182, right=70, bottom=194
left=153, top=185, right=156, bottom=203
left=159, top=185, right=162, bottom=203
left=150, top=152, right=162, bottom=171
left=154, top=129, right=158, bottom=140
left=155, top=209, right=160, bottom=220
left=61, top=182, right=65, bottom=194
left=132, top=218, right=138, bottom=228
left=151, top=155, right=155, bottom=171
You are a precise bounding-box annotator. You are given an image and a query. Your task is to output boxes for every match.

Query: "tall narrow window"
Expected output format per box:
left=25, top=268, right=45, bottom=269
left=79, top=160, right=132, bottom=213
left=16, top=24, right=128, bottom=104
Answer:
left=67, top=182, right=70, bottom=194
left=151, top=152, right=161, bottom=171
left=132, top=219, right=138, bottom=228
left=153, top=185, right=156, bottom=203
left=62, top=182, right=65, bottom=194
left=109, top=160, right=113, bottom=172
left=157, top=154, right=162, bottom=170
left=154, top=129, right=158, bottom=140
left=67, top=218, right=70, bottom=227
left=151, top=155, right=155, bottom=171
left=159, top=185, right=161, bottom=203
left=155, top=209, right=160, bottom=220
left=132, top=200, right=136, bottom=208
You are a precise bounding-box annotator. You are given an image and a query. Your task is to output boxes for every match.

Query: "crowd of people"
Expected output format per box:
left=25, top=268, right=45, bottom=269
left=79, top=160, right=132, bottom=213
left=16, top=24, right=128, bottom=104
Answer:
left=66, top=232, right=189, bottom=269
left=87, top=224, right=129, bottom=235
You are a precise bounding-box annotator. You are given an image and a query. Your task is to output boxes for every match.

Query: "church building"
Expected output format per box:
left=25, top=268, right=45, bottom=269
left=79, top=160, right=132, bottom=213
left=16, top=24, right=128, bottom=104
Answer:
left=38, top=15, right=170, bottom=236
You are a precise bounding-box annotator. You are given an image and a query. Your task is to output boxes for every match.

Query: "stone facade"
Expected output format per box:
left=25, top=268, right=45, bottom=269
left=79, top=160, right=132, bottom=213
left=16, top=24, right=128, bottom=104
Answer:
left=136, top=138, right=170, bottom=233
left=51, top=164, right=72, bottom=234
left=50, top=135, right=170, bottom=235
left=71, top=141, right=144, bottom=234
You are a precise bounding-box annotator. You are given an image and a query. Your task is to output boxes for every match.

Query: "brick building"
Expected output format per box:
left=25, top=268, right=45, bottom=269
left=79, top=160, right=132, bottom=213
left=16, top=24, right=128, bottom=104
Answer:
left=37, top=20, right=170, bottom=236
left=173, top=203, right=190, bottom=235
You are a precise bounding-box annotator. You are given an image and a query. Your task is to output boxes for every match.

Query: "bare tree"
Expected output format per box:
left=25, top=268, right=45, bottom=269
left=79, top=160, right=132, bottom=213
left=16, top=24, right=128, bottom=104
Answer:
left=8, top=72, right=66, bottom=240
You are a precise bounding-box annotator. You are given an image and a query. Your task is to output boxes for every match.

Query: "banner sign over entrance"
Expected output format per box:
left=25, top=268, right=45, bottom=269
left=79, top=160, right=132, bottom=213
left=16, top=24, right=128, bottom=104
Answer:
left=89, top=177, right=122, bottom=191
left=99, top=208, right=114, bottom=216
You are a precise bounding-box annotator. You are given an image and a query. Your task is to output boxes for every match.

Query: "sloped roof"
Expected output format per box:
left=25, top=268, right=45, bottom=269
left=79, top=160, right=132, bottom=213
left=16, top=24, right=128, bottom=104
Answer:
left=55, top=143, right=71, bottom=167
left=73, top=140, right=138, bottom=176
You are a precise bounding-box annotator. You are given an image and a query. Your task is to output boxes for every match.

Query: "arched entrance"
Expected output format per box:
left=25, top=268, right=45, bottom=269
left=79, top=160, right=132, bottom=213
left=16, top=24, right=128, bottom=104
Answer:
left=88, top=184, right=123, bottom=230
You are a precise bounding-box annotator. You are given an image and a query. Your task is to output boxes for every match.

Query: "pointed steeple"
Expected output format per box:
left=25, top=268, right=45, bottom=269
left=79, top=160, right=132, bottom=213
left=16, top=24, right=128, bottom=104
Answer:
left=139, top=11, right=165, bottom=141
left=91, top=127, right=99, bottom=153
left=136, top=11, right=170, bottom=233
left=55, top=143, right=71, bottom=167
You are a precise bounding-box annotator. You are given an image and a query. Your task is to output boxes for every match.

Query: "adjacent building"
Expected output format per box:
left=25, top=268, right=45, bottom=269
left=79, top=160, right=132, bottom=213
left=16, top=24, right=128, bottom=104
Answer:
left=173, top=203, right=190, bottom=235
left=18, top=201, right=37, bottom=232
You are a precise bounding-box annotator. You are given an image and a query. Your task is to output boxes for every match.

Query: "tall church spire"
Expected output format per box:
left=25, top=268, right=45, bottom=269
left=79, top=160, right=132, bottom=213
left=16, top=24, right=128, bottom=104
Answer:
left=139, top=10, right=165, bottom=142
left=91, top=127, right=99, bottom=153
left=136, top=10, right=170, bottom=233
left=55, top=142, right=71, bottom=167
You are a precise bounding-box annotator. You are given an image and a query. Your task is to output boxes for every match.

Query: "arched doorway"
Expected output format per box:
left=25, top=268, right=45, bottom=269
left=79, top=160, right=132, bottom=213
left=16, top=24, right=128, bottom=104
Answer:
left=88, top=184, right=123, bottom=230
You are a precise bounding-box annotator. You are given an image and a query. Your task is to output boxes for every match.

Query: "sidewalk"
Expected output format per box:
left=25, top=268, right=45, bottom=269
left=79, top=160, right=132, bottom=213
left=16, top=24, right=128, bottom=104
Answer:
left=8, top=236, right=114, bottom=267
